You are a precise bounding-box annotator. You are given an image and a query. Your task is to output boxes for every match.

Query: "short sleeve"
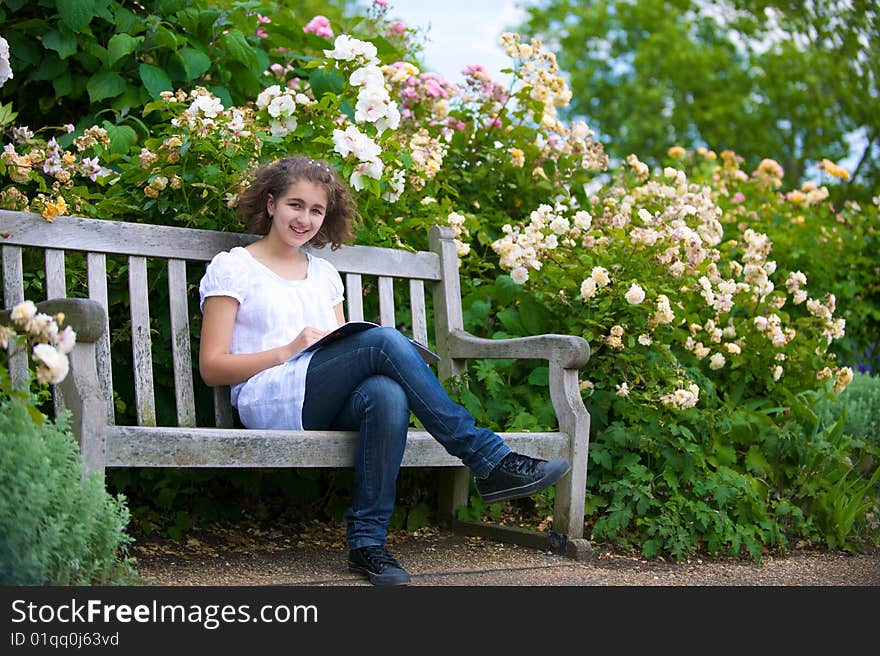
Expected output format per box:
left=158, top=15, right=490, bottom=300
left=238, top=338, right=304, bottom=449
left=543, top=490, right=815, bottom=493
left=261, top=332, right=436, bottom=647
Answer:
left=199, top=250, right=246, bottom=312
left=311, top=254, right=344, bottom=306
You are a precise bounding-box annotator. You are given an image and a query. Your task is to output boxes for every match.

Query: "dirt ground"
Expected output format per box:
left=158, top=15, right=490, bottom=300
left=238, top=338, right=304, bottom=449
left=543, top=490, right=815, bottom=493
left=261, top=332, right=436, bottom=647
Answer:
left=129, top=517, right=880, bottom=586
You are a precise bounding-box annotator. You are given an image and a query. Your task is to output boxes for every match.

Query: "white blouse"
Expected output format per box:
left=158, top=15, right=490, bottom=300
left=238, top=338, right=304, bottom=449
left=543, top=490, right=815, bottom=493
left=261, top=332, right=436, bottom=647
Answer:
left=198, top=246, right=344, bottom=430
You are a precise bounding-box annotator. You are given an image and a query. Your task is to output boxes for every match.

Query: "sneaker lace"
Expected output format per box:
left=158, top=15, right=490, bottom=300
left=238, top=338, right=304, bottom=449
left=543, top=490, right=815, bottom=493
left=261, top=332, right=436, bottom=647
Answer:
left=361, top=546, right=402, bottom=570
left=501, top=453, right=543, bottom=476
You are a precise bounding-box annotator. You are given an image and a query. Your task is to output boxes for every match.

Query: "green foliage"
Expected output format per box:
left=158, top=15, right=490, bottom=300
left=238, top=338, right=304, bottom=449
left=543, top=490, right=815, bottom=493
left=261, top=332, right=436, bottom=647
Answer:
left=0, top=397, right=138, bottom=584
left=815, top=373, right=880, bottom=450
left=519, top=0, right=879, bottom=199
left=0, top=0, right=352, bottom=130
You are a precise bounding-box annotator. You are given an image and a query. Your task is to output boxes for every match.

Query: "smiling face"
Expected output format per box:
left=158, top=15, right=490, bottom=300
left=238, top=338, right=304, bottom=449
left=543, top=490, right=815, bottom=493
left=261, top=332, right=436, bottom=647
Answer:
left=265, top=179, right=329, bottom=249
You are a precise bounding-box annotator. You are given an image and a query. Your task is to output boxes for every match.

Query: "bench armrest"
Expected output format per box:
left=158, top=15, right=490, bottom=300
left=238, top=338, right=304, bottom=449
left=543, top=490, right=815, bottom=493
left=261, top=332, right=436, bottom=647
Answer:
left=1, top=298, right=106, bottom=343
left=446, top=329, right=590, bottom=370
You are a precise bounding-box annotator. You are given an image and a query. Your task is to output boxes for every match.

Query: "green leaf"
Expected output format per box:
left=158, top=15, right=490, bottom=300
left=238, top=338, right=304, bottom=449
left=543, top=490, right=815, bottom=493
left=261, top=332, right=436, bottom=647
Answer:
left=139, top=63, right=174, bottom=99
left=218, top=29, right=259, bottom=69
left=496, top=307, right=524, bottom=334
left=309, top=67, right=346, bottom=100
left=87, top=71, right=127, bottom=103
left=4, top=30, right=42, bottom=65
left=0, top=102, right=18, bottom=128
left=519, top=296, right=548, bottom=334
left=29, top=56, right=66, bottom=82
left=108, top=34, right=143, bottom=67
left=52, top=72, right=74, bottom=98
left=745, top=445, right=771, bottom=476
left=58, top=0, right=95, bottom=32
left=101, top=121, right=137, bottom=155
left=154, top=25, right=179, bottom=51
left=527, top=366, right=549, bottom=387
left=493, top=274, right=521, bottom=306
left=170, top=47, right=211, bottom=82
left=42, top=29, right=78, bottom=60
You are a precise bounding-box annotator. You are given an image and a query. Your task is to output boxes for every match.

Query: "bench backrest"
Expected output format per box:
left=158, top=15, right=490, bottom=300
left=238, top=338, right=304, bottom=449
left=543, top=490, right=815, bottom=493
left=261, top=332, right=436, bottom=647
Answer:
left=1, top=209, right=463, bottom=429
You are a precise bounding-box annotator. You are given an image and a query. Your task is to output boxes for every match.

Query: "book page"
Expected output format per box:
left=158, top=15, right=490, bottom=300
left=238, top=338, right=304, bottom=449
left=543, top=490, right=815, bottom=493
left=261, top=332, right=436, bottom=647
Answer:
left=303, top=322, right=440, bottom=364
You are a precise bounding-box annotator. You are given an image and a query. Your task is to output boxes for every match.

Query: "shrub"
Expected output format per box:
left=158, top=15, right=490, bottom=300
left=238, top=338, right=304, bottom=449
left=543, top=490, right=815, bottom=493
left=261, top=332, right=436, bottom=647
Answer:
left=0, top=396, right=138, bottom=585
left=0, top=300, right=137, bottom=584
left=816, top=372, right=880, bottom=450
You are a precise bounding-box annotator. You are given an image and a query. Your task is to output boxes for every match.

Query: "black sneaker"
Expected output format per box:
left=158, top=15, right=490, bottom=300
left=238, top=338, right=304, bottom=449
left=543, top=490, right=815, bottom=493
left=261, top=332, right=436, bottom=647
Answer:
left=475, top=452, right=571, bottom=504
left=347, top=545, right=412, bottom=586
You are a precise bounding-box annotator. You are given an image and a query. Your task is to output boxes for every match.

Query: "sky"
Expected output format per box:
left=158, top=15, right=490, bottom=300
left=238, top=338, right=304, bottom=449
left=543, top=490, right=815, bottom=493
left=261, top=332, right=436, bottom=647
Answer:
left=374, top=0, right=534, bottom=85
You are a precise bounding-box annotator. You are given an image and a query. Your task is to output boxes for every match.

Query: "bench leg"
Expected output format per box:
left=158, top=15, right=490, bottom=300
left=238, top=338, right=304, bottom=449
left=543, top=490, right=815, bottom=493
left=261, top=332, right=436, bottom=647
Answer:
left=437, top=467, right=470, bottom=527
left=59, top=342, right=107, bottom=483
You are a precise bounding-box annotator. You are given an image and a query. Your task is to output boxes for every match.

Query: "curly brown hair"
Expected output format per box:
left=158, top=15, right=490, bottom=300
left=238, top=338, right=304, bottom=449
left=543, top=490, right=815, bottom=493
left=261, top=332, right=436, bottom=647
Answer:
left=236, top=156, right=357, bottom=249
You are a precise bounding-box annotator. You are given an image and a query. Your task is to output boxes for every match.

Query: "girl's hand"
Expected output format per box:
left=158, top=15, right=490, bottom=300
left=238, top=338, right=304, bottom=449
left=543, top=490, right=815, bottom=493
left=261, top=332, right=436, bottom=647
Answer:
left=290, top=326, right=330, bottom=355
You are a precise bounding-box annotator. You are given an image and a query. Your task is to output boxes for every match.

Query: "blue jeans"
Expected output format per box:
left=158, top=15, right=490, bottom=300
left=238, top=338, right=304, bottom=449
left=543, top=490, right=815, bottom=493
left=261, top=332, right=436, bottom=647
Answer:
left=301, top=326, right=510, bottom=549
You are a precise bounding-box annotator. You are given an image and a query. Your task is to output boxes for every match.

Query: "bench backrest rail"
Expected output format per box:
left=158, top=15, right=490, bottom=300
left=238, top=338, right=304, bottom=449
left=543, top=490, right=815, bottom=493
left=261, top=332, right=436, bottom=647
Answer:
left=1, top=210, right=454, bottom=431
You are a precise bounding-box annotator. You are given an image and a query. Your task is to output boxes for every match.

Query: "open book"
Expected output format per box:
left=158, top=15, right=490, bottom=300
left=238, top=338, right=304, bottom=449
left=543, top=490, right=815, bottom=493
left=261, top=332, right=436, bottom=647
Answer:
left=303, top=321, right=440, bottom=364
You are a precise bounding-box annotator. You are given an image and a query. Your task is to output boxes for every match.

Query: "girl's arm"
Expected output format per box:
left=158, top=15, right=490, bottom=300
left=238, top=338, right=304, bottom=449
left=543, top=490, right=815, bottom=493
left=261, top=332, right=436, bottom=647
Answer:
left=198, top=296, right=333, bottom=387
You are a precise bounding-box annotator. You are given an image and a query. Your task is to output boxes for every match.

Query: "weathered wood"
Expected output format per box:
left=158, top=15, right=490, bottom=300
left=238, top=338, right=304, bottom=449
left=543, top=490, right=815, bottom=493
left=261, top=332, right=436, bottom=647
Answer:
left=168, top=259, right=196, bottom=427
left=45, top=249, right=67, bottom=298
left=2, top=210, right=256, bottom=261
left=308, top=243, right=441, bottom=280
left=548, top=361, right=591, bottom=540
left=447, top=330, right=590, bottom=370
left=428, top=226, right=466, bottom=381
left=104, top=426, right=568, bottom=468
left=345, top=273, right=364, bottom=321
left=213, top=386, right=234, bottom=428
left=378, top=276, right=395, bottom=326
left=128, top=256, right=156, bottom=427
left=1, top=245, right=28, bottom=389
left=87, top=252, right=115, bottom=424
left=2, top=211, right=442, bottom=279
left=409, top=279, right=428, bottom=347
left=43, top=253, right=69, bottom=418
left=437, top=468, right=470, bottom=526
left=33, top=298, right=105, bottom=343
left=58, top=341, right=107, bottom=479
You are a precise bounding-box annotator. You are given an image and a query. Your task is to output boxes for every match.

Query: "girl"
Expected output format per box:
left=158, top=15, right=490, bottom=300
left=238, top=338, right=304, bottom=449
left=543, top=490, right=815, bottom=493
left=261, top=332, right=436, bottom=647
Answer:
left=198, top=156, right=570, bottom=586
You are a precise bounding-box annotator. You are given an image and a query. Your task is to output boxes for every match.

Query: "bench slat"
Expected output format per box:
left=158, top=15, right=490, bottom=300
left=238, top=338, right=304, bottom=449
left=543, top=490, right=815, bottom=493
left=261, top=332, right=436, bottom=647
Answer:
left=214, top=386, right=235, bottom=428
left=345, top=273, right=364, bottom=322
left=87, top=252, right=115, bottom=424
left=2, top=211, right=442, bottom=279
left=128, top=256, right=156, bottom=426
left=378, top=276, right=395, bottom=326
left=44, top=249, right=67, bottom=416
left=168, top=259, right=196, bottom=427
left=45, top=249, right=67, bottom=298
left=312, top=244, right=441, bottom=280
left=410, top=279, right=428, bottom=346
left=2, top=245, right=28, bottom=388
left=104, top=426, right=569, bottom=468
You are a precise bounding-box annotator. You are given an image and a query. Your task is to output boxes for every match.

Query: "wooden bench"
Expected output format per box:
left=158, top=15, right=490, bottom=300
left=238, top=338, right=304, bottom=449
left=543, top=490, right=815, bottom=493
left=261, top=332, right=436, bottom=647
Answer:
left=1, top=209, right=592, bottom=558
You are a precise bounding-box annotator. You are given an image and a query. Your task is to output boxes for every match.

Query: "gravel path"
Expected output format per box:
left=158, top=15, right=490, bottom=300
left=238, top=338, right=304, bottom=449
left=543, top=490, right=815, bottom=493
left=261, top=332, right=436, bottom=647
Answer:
left=131, top=522, right=880, bottom=586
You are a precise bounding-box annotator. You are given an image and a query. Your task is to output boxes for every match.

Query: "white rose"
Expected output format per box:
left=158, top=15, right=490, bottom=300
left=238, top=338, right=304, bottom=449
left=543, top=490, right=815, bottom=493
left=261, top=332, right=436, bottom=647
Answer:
left=54, top=325, right=77, bottom=355
left=591, top=266, right=610, bottom=287
left=510, top=267, right=529, bottom=284
left=579, top=277, right=597, bottom=300
left=11, top=300, right=37, bottom=324
left=624, top=283, right=645, bottom=305
left=32, top=342, right=70, bottom=384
